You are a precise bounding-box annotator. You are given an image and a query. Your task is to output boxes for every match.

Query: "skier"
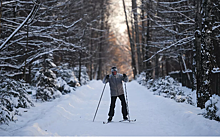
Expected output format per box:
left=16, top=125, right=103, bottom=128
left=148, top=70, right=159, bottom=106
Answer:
left=103, top=66, right=129, bottom=122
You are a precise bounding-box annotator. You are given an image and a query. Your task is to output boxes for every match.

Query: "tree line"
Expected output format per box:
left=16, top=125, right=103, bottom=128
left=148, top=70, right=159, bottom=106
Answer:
left=123, top=0, right=220, bottom=108
left=1, top=0, right=220, bottom=111
left=0, top=0, right=119, bottom=124
left=0, top=0, right=121, bottom=83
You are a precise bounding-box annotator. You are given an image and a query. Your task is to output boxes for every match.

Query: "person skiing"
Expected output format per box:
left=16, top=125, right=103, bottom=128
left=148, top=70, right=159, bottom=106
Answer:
left=103, top=66, right=129, bottom=122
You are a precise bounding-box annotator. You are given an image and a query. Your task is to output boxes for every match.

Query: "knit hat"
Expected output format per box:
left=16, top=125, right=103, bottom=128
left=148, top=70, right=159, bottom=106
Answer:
left=111, top=66, right=117, bottom=72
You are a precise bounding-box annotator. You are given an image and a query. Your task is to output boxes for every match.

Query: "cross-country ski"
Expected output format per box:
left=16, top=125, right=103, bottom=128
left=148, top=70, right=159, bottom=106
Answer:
left=103, top=121, right=112, bottom=124
left=103, top=119, right=136, bottom=124
left=119, top=119, right=136, bottom=122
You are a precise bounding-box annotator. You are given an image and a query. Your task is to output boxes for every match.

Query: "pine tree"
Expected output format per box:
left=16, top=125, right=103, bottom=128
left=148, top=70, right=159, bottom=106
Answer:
left=0, top=76, right=34, bottom=124
left=32, top=54, right=62, bottom=102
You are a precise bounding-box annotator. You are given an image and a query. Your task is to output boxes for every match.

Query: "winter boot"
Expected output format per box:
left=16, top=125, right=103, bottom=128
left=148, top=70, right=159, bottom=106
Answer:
left=108, top=116, right=113, bottom=122
left=123, top=116, right=128, bottom=120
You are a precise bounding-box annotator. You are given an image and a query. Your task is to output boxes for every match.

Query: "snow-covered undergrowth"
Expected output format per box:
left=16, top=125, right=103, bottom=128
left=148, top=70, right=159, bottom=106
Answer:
left=32, top=69, right=63, bottom=102
left=73, top=66, right=90, bottom=85
left=137, top=73, right=196, bottom=106
left=136, top=72, right=220, bottom=122
left=31, top=60, right=89, bottom=102
left=56, top=65, right=81, bottom=93
left=0, top=62, right=89, bottom=125
left=32, top=66, right=90, bottom=102
left=0, top=77, right=34, bottom=125
left=203, top=95, right=220, bottom=121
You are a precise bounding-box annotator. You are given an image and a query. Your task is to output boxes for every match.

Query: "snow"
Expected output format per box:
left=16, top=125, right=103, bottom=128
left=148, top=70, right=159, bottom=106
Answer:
left=0, top=80, right=220, bottom=136
left=212, top=67, right=220, bottom=73
left=213, top=24, right=220, bottom=30
left=2, top=1, right=16, bottom=5
left=204, top=94, right=220, bottom=120
left=0, top=4, right=38, bottom=51
left=57, top=77, right=75, bottom=93
left=159, top=0, right=188, bottom=5
left=62, top=18, right=82, bottom=29
left=144, top=36, right=194, bottom=62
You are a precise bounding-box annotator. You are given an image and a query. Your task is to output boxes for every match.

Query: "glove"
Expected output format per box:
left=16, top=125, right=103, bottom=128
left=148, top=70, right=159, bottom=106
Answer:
left=123, top=74, right=127, bottom=78
left=106, top=75, right=109, bottom=79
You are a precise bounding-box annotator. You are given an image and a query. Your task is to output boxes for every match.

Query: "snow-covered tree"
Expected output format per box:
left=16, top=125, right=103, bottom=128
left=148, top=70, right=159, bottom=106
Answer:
left=0, top=0, right=112, bottom=83
left=138, top=0, right=219, bottom=109
left=0, top=76, right=34, bottom=124
left=147, top=0, right=194, bottom=78
left=203, top=94, right=220, bottom=121
left=74, top=65, right=89, bottom=85
left=55, top=64, right=80, bottom=94
left=31, top=53, right=61, bottom=101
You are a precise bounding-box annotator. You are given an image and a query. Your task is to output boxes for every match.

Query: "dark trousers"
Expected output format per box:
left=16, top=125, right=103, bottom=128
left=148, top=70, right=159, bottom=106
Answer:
left=108, top=94, right=128, bottom=117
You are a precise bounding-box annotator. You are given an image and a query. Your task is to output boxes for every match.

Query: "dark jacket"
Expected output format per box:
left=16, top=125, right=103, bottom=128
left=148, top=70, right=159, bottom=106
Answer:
left=103, top=73, right=128, bottom=96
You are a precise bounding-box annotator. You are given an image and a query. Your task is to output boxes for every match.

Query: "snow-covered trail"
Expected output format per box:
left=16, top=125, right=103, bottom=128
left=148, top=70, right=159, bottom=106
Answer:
left=0, top=80, right=220, bottom=136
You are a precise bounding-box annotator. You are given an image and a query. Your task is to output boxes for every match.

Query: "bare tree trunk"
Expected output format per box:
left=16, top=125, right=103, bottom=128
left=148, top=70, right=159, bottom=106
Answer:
left=196, top=0, right=214, bottom=108
left=192, top=0, right=200, bottom=91
left=97, top=0, right=105, bottom=80
left=122, top=0, right=137, bottom=78
left=131, top=11, right=137, bottom=74
left=141, top=0, right=146, bottom=70
left=145, top=0, right=151, bottom=80
left=132, top=0, right=142, bottom=73
left=78, top=49, right=82, bottom=85
left=213, top=1, right=220, bottom=67
left=89, top=30, right=93, bottom=80
left=23, top=23, right=29, bottom=82
left=194, top=0, right=203, bottom=108
left=155, top=54, right=159, bottom=79
left=0, top=1, right=2, bottom=35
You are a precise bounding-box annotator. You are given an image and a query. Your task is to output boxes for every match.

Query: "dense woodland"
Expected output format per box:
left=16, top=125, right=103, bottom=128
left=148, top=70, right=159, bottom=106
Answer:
left=0, top=0, right=220, bottom=124
left=112, top=0, right=219, bottom=109
left=123, top=0, right=220, bottom=109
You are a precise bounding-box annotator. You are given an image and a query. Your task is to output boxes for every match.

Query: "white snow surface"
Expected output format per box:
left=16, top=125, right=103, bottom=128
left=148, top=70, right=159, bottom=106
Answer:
left=0, top=80, right=220, bottom=136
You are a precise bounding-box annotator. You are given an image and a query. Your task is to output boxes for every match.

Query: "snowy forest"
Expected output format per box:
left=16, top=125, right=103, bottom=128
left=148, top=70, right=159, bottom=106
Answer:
left=0, top=0, right=220, bottom=125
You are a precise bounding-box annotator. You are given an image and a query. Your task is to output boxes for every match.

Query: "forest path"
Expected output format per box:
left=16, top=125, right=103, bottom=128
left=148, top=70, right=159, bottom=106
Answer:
left=0, top=80, right=220, bottom=136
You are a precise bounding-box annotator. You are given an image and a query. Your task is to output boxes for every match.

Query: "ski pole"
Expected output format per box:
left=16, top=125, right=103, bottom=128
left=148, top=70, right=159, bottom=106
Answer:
left=124, top=82, right=130, bottom=121
left=93, top=83, right=107, bottom=122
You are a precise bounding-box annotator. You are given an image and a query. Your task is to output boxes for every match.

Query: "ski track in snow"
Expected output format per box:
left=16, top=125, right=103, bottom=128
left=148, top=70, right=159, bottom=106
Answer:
left=0, top=80, right=220, bottom=136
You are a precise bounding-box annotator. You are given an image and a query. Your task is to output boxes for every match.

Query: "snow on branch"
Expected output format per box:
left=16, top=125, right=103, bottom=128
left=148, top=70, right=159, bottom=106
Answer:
left=1, top=1, right=16, bottom=6
left=0, top=44, right=75, bottom=70
left=0, top=63, right=20, bottom=69
left=0, top=50, right=58, bottom=70
left=41, top=35, right=80, bottom=48
left=149, top=16, right=183, bottom=35
left=32, top=0, right=40, bottom=5
left=21, top=43, right=82, bottom=69
left=62, top=18, right=82, bottom=29
left=90, top=27, right=107, bottom=32
left=21, top=46, right=61, bottom=68
left=144, top=36, right=194, bottom=62
left=159, top=0, right=188, bottom=5
left=159, top=3, right=195, bottom=23
left=0, top=4, right=39, bottom=51
left=213, top=25, right=220, bottom=31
